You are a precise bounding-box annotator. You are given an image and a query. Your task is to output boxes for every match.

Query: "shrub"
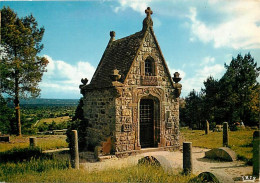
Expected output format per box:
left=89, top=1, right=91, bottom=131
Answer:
left=0, top=95, right=14, bottom=134
left=0, top=147, right=43, bottom=163
left=66, top=119, right=89, bottom=151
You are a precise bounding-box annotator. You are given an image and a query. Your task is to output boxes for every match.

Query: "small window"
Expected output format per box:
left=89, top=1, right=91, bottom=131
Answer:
left=145, top=58, right=154, bottom=76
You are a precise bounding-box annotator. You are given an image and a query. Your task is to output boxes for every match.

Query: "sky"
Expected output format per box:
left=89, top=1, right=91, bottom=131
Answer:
left=1, top=0, right=260, bottom=99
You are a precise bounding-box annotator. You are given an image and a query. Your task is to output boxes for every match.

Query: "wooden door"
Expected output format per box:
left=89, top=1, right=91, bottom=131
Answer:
left=140, top=99, right=154, bottom=148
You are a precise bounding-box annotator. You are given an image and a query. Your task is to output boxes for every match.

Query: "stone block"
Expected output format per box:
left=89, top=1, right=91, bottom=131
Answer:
left=205, top=147, right=237, bottom=161
left=190, top=171, right=234, bottom=183
left=120, top=136, right=126, bottom=141
left=122, top=109, right=131, bottom=116
left=166, top=122, right=172, bottom=129
left=128, top=144, right=134, bottom=151
left=122, top=145, right=127, bottom=151
left=122, top=124, right=132, bottom=132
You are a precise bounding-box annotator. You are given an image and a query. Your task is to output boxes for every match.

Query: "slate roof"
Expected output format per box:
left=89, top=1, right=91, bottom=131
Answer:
left=87, top=30, right=145, bottom=89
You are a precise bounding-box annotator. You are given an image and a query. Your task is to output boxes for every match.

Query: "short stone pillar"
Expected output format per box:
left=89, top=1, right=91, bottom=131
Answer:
left=183, top=142, right=193, bottom=174
left=71, top=130, right=79, bottom=169
left=253, top=131, right=259, bottom=177
left=29, top=137, right=37, bottom=147
left=205, top=120, right=209, bottom=135
left=223, top=122, right=229, bottom=147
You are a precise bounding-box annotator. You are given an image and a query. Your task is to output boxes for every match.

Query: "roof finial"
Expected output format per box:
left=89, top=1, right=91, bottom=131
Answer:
left=110, top=31, right=115, bottom=41
left=142, top=7, right=153, bottom=31
left=145, top=7, right=153, bottom=17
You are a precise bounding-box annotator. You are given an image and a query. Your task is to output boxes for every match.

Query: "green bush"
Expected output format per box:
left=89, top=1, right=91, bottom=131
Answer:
left=66, top=119, right=89, bottom=151
left=0, top=147, right=43, bottom=163
left=0, top=95, right=14, bottom=134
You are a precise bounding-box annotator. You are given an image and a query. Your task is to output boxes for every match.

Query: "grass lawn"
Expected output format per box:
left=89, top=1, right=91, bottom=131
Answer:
left=0, top=135, right=68, bottom=152
left=180, top=128, right=254, bottom=162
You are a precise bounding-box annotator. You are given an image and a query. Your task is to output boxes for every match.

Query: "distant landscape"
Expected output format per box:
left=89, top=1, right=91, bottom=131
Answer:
left=8, top=98, right=79, bottom=106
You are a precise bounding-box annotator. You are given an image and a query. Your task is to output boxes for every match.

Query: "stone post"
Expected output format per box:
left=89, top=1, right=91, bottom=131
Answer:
left=223, top=122, right=229, bottom=147
left=71, top=130, right=79, bottom=169
left=183, top=142, right=193, bottom=174
left=29, top=137, right=37, bottom=147
left=205, top=120, right=209, bottom=135
left=253, top=131, right=259, bottom=177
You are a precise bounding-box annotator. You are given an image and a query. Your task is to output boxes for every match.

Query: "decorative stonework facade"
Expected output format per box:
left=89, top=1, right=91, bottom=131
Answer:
left=80, top=7, right=182, bottom=156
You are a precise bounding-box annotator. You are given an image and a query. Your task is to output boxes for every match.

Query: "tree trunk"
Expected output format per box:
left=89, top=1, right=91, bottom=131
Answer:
left=14, top=70, right=21, bottom=136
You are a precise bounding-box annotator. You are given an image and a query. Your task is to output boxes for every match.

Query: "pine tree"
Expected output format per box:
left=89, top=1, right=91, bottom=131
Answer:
left=0, top=7, right=48, bottom=136
left=219, top=53, right=259, bottom=125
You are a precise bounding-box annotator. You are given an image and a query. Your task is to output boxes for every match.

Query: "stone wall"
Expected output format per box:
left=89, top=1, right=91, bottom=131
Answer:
left=82, top=88, right=116, bottom=152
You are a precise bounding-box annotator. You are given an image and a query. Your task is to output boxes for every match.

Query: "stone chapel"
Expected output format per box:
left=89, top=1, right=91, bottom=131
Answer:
left=80, top=7, right=182, bottom=156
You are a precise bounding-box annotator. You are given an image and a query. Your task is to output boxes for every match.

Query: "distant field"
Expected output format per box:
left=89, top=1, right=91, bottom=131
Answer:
left=38, top=116, right=71, bottom=125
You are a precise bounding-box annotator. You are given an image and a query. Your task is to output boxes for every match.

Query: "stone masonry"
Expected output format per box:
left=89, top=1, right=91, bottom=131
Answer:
left=80, top=7, right=182, bottom=156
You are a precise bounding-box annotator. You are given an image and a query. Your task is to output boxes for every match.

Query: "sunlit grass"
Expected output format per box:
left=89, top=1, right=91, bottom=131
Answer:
left=1, top=163, right=195, bottom=183
left=181, top=128, right=254, bottom=161
left=0, top=147, right=195, bottom=182
left=0, top=135, right=68, bottom=152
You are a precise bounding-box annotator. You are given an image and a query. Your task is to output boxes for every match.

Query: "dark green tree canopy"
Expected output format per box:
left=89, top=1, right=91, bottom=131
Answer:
left=180, top=53, right=259, bottom=128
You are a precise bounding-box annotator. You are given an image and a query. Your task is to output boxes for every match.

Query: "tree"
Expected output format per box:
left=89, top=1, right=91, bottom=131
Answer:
left=0, top=94, right=13, bottom=134
left=219, top=53, right=259, bottom=125
left=201, top=76, right=221, bottom=123
left=184, top=90, right=204, bottom=129
left=0, top=7, right=48, bottom=136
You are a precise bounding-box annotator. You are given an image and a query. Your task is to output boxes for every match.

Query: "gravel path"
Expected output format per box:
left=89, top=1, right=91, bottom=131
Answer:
left=82, top=147, right=254, bottom=182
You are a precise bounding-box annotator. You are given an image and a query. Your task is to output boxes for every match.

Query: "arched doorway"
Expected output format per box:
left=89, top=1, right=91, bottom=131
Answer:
left=139, top=97, right=160, bottom=148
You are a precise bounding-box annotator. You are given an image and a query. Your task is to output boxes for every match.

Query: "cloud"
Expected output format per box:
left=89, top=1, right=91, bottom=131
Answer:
left=114, top=0, right=260, bottom=49
left=113, top=0, right=152, bottom=14
left=40, top=55, right=95, bottom=98
left=200, top=56, right=215, bottom=66
left=187, top=1, right=260, bottom=49
left=181, top=63, right=225, bottom=96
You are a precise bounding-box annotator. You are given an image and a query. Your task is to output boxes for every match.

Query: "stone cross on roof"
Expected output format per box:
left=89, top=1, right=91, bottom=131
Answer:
left=145, top=7, right=153, bottom=17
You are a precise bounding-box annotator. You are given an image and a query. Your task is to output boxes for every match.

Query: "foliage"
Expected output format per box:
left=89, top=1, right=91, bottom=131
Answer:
left=0, top=7, right=48, bottom=135
left=218, top=53, right=259, bottom=125
left=72, top=97, right=84, bottom=121
left=0, top=94, right=14, bottom=134
left=180, top=53, right=259, bottom=128
left=66, top=119, right=90, bottom=151
left=0, top=7, right=48, bottom=97
left=0, top=147, right=43, bottom=163
left=181, top=90, right=203, bottom=129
